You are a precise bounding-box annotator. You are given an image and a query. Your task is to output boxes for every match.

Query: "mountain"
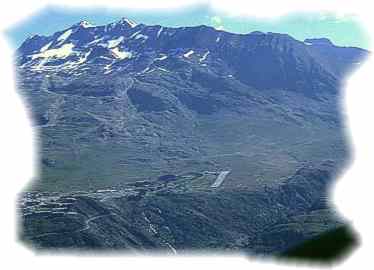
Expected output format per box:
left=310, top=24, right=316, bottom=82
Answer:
left=16, top=18, right=368, bottom=256
left=303, top=38, right=368, bottom=78
left=17, top=19, right=366, bottom=89
left=16, top=18, right=367, bottom=192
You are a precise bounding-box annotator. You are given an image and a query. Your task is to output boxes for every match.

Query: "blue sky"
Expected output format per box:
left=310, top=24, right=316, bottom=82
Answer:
left=5, top=5, right=369, bottom=49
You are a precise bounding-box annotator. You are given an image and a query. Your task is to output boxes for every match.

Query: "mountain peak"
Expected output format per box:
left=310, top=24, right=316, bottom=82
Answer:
left=72, top=20, right=94, bottom=29
left=249, top=31, right=265, bottom=35
left=117, top=17, right=138, bottom=28
left=25, top=34, right=41, bottom=40
left=16, top=18, right=366, bottom=80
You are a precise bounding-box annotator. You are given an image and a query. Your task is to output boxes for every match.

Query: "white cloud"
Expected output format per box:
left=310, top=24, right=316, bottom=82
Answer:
left=210, top=16, right=224, bottom=30
left=211, top=15, right=222, bottom=25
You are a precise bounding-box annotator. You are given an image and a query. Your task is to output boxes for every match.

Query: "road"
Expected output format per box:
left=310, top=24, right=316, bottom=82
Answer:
left=31, top=213, right=115, bottom=239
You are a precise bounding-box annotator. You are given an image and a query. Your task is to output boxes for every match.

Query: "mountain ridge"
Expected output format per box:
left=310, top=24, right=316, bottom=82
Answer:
left=17, top=18, right=368, bottom=82
left=15, top=17, right=366, bottom=192
left=16, top=17, right=365, bottom=257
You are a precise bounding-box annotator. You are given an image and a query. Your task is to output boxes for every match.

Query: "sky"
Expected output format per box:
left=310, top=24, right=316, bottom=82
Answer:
left=5, top=4, right=369, bottom=49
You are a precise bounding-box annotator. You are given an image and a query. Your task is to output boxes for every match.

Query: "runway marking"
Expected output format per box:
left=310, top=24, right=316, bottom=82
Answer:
left=211, top=170, right=231, bottom=188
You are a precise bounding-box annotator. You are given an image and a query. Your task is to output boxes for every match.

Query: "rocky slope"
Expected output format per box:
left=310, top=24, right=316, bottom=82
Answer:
left=16, top=18, right=367, bottom=191
left=16, top=18, right=367, bottom=255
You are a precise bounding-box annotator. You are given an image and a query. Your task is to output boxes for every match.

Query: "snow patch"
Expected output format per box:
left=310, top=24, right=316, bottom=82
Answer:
left=57, top=29, right=73, bottom=42
left=32, top=43, right=75, bottom=60
left=74, top=50, right=91, bottom=65
left=79, top=21, right=94, bottom=28
left=107, top=37, right=124, bottom=48
left=40, top=42, right=52, bottom=52
left=111, top=47, right=132, bottom=60
left=135, top=34, right=148, bottom=41
left=157, top=67, right=169, bottom=73
left=140, top=67, right=151, bottom=74
left=86, top=37, right=104, bottom=47
left=183, top=50, right=194, bottom=58
left=31, top=58, right=48, bottom=70
left=103, top=66, right=114, bottom=74
left=157, top=27, right=163, bottom=38
left=199, top=51, right=210, bottom=62
left=129, top=31, right=141, bottom=39
left=120, top=18, right=137, bottom=28
left=154, top=54, right=168, bottom=61
left=97, top=189, right=117, bottom=193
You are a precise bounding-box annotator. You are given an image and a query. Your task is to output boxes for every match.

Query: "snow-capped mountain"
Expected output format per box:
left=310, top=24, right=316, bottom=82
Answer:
left=17, top=17, right=367, bottom=92
left=16, top=18, right=368, bottom=192
left=16, top=18, right=368, bottom=255
left=17, top=18, right=142, bottom=72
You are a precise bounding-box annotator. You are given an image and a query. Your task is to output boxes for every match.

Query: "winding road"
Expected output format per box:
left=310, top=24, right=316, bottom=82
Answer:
left=31, top=213, right=116, bottom=239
